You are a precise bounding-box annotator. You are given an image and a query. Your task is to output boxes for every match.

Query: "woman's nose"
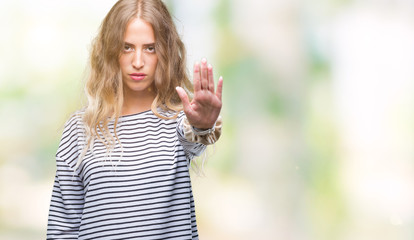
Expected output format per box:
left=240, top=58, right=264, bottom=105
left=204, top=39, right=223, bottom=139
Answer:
left=132, top=52, right=144, bottom=69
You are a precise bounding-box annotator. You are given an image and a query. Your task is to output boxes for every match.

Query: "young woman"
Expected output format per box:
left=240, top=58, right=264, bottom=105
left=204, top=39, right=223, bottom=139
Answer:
left=46, top=0, right=223, bottom=239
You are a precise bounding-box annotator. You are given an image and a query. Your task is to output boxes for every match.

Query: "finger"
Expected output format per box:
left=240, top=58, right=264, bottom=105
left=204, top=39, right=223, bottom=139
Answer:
left=193, top=62, right=201, bottom=92
left=200, top=58, right=208, bottom=90
left=215, top=76, right=223, bottom=101
left=176, top=87, right=192, bottom=114
left=208, top=64, right=214, bottom=92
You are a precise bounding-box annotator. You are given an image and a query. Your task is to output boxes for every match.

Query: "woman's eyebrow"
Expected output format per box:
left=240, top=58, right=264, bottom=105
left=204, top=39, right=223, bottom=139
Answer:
left=124, top=41, right=135, bottom=46
left=124, top=42, right=155, bottom=46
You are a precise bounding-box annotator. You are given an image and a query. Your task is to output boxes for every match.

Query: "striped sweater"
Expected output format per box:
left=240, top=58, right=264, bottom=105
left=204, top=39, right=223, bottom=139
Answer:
left=47, top=110, right=206, bottom=239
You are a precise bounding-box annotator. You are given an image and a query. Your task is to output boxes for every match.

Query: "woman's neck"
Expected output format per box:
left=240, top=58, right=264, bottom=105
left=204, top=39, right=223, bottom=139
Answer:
left=122, top=89, right=156, bottom=116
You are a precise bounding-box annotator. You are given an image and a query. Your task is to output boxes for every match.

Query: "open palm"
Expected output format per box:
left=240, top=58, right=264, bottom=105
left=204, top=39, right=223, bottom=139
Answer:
left=176, top=58, right=223, bottom=129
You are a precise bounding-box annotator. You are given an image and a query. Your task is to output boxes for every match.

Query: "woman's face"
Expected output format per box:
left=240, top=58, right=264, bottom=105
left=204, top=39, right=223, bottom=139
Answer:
left=119, top=18, right=158, bottom=97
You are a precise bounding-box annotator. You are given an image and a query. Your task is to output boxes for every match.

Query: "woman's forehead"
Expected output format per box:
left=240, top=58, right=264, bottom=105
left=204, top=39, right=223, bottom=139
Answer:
left=124, top=18, right=155, bottom=44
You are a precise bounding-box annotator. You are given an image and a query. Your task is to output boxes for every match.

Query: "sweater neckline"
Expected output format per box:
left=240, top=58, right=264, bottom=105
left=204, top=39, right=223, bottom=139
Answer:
left=118, top=109, right=153, bottom=120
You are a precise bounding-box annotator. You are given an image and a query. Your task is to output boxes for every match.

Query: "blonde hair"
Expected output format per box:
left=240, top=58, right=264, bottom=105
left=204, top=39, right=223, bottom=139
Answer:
left=79, top=0, right=193, bottom=168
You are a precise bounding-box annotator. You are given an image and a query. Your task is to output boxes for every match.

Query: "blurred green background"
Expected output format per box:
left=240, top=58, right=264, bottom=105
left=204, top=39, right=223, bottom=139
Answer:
left=1, top=0, right=414, bottom=239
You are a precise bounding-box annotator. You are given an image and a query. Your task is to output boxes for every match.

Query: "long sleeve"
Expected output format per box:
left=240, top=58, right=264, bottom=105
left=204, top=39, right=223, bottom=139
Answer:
left=47, top=158, right=84, bottom=239
left=176, top=113, right=222, bottom=161
left=47, top=115, right=85, bottom=239
left=176, top=115, right=207, bottom=161
left=182, top=116, right=222, bottom=145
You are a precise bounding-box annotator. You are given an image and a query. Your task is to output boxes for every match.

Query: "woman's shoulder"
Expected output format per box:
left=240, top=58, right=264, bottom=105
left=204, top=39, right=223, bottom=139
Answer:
left=66, top=109, right=84, bottom=123
left=56, top=110, right=85, bottom=164
left=62, top=109, right=86, bottom=134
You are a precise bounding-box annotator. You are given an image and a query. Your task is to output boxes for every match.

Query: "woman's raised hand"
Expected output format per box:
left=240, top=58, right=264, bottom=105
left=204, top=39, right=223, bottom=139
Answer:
left=176, top=58, right=223, bottom=129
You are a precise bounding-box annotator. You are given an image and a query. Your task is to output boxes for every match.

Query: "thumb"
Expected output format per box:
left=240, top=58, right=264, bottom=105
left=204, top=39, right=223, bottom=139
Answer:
left=175, top=87, right=192, bottom=114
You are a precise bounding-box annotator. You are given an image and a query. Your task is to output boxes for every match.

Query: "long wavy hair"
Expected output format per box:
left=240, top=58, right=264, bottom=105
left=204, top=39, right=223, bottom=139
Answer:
left=79, top=0, right=193, bottom=168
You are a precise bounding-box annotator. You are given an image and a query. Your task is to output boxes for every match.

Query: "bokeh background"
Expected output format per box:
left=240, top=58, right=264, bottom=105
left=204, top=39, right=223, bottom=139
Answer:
left=1, top=0, right=414, bottom=239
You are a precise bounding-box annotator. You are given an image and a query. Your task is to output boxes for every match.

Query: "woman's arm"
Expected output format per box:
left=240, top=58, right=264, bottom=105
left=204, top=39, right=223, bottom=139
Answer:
left=47, top=115, right=85, bottom=239
left=47, top=157, right=84, bottom=239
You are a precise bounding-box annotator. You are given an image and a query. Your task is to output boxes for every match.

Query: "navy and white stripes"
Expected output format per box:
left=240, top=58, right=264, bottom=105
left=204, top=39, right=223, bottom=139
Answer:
left=47, top=110, right=205, bottom=239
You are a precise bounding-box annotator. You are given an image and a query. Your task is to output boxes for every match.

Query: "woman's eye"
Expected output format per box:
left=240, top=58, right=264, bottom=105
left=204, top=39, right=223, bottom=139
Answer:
left=145, top=46, right=155, bottom=53
left=123, top=45, right=134, bottom=52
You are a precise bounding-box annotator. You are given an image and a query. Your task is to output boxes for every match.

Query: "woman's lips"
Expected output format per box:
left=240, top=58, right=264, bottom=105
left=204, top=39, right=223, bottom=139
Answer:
left=129, top=73, right=146, bottom=81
